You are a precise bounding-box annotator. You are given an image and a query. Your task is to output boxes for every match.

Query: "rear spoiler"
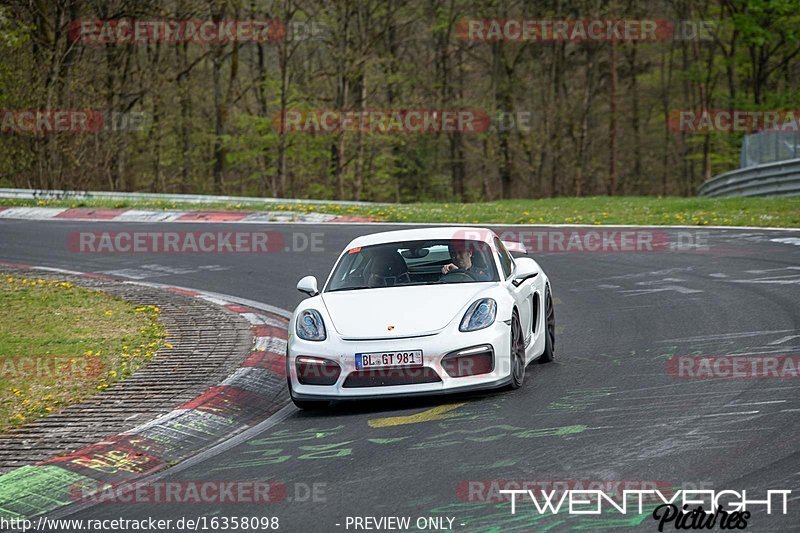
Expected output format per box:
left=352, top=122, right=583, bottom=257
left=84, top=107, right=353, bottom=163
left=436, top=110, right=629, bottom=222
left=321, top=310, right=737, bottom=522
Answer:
left=502, top=240, right=528, bottom=254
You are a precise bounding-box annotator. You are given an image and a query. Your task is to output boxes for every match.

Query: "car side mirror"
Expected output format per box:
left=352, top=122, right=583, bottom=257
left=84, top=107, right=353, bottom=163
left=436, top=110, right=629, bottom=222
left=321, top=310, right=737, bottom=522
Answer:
left=297, top=275, right=319, bottom=296
left=512, top=258, right=541, bottom=287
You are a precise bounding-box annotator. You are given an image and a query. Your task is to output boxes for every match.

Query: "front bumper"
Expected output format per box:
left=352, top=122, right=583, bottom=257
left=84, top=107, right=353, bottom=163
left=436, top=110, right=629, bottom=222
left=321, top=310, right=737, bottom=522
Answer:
left=288, top=320, right=511, bottom=399
left=290, top=376, right=512, bottom=401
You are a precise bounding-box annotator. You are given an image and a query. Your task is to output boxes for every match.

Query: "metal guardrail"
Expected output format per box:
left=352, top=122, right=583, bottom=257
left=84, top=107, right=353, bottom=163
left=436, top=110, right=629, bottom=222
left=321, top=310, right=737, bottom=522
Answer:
left=0, top=188, right=388, bottom=206
left=697, top=158, right=800, bottom=198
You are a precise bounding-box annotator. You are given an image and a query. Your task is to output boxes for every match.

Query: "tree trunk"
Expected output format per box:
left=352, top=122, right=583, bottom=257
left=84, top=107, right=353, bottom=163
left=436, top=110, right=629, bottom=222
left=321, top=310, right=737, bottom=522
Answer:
left=628, top=41, right=642, bottom=195
left=608, top=34, right=618, bottom=196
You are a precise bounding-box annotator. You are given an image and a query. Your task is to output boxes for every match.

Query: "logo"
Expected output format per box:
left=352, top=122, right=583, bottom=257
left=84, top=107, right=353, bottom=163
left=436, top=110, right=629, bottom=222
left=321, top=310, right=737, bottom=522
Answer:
left=387, top=325, right=395, bottom=331
left=653, top=505, right=750, bottom=531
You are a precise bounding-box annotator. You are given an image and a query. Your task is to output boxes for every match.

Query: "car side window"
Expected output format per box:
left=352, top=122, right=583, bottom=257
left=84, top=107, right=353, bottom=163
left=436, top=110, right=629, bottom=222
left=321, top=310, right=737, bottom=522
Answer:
left=494, top=237, right=514, bottom=279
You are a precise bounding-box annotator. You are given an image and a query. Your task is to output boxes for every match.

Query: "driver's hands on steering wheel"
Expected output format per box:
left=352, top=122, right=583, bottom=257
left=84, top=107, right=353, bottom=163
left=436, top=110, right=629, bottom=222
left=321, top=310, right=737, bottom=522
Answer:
left=441, top=263, right=459, bottom=274
left=440, top=267, right=477, bottom=282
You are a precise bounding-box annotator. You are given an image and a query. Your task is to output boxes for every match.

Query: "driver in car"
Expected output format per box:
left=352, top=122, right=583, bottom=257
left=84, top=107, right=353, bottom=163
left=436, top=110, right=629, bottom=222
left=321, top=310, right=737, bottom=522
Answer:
left=440, top=241, right=491, bottom=280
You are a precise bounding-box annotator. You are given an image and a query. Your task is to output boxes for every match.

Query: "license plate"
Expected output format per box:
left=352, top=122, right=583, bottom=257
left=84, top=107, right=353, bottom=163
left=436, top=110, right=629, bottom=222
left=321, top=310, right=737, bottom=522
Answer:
left=355, top=350, right=423, bottom=369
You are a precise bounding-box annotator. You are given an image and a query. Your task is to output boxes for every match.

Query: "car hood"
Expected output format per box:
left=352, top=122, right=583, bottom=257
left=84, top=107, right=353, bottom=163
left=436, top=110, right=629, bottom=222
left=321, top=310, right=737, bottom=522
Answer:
left=321, top=283, right=493, bottom=339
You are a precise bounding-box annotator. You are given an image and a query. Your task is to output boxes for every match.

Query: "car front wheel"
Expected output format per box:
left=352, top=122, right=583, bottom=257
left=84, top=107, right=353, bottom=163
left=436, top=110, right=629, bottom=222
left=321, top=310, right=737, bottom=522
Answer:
left=509, top=311, right=526, bottom=389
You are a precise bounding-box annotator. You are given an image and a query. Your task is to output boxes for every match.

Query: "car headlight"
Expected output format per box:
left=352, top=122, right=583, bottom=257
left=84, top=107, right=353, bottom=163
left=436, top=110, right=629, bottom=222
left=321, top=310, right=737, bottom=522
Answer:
left=296, top=309, right=326, bottom=341
left=459, top=298, right=497, bottom=332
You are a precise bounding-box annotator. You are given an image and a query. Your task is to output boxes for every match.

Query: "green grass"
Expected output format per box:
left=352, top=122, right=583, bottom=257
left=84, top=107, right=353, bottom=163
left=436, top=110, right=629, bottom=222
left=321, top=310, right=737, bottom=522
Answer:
left=3, top=195, right=799, bottom=227
left=0, top=275, right=166, bottom=431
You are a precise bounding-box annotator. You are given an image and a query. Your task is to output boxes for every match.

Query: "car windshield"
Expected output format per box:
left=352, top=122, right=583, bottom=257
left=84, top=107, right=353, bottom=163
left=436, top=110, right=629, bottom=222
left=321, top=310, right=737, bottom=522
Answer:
left=325, top=239, right=499, bottom=292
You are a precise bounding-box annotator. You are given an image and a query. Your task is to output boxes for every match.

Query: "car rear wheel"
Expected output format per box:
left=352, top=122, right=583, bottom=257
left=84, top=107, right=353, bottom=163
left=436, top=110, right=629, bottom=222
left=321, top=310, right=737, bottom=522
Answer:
left=509, top=311, right=526, bottom=389
left=538, top=286, right=555, bottom=364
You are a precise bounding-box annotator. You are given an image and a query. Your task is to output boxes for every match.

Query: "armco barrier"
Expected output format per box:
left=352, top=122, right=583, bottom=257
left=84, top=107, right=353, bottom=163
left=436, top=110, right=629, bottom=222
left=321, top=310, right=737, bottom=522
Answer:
left=697, top=158, right=800, bottom=198
left=0, top=188, right=388, bottom=206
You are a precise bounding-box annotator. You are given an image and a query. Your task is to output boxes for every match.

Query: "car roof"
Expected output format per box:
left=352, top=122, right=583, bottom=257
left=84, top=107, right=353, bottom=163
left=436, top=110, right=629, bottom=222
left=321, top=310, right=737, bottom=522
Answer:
left=345, top=227, right=497, bottom=250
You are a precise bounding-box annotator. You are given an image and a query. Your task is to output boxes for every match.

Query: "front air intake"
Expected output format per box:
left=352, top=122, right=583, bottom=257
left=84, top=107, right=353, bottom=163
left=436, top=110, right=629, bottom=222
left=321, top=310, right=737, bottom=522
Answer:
left=342, top=367, right=441, bottom=387
left=441, top=345, right=494, bottom=377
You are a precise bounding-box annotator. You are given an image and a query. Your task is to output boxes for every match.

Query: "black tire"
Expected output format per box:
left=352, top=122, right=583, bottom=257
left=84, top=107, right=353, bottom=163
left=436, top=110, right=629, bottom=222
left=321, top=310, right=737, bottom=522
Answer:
left=509, top=311, right=526, bottom=389
left=538, top=286, right=555, bottom=364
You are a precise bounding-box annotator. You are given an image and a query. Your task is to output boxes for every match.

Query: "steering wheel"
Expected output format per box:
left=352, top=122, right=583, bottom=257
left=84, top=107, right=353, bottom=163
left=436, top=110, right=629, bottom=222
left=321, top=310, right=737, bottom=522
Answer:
left=440, top=269, right=477, bottom=283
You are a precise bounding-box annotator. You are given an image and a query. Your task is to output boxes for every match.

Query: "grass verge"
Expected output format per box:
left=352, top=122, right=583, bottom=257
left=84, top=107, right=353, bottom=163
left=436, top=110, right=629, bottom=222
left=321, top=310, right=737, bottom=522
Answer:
left=1, top=195, right=799, bottom=227
left=0, top=275, right=166, bottom=431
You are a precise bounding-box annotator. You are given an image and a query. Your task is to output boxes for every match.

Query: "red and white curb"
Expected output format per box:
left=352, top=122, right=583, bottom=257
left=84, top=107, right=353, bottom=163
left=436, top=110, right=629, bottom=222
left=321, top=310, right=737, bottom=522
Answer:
left=0, top=206, right=373, bottom=224
left=0, top=263, right=293, bottom=522
left=1, top=205, right=798, bottom=231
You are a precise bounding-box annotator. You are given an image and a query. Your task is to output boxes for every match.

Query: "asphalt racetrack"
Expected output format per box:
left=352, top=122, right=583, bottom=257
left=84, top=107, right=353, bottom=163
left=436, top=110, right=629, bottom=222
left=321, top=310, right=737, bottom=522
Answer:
left=2, top=219, right=799, bottom=532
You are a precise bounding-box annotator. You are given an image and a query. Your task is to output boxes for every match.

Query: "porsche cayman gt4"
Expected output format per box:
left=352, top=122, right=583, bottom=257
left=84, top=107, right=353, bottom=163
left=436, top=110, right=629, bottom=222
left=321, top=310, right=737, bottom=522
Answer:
left=286, top=227, right=555, bottom=409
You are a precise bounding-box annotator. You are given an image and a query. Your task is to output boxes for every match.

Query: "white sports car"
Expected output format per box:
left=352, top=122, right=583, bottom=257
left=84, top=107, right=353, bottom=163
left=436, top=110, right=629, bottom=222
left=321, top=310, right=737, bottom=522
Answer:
left=286, top=227, right=555, bottom=409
